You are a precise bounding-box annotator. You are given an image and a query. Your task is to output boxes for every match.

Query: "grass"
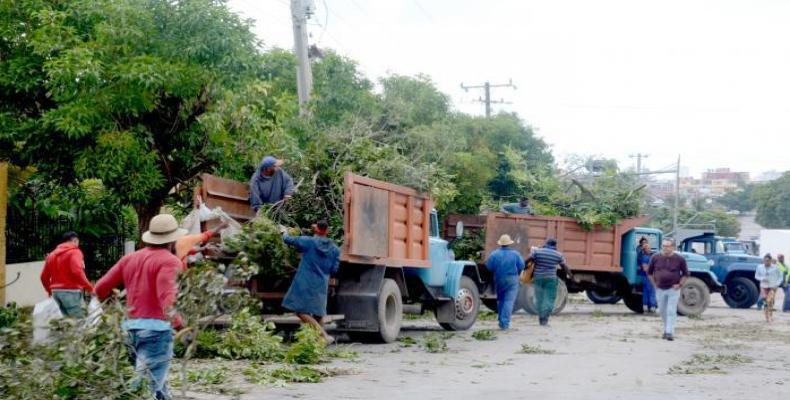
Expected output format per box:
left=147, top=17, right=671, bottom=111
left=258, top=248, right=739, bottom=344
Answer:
left=667, top=353, right=753, bottom=375
left=398, top=336, right=418, bottom=347
left=326, top=346, right=359, bottom=360
left=472, top=329, right=497, bottom=341
left=403, top=312, right=428, bottom=320
left=422, top=333, right=449, bottom=353
left=519, top=344, right=556, bottom=354
left=590, top=309, right=605, bottom=318
left=477, top=310, right=498, bottom=321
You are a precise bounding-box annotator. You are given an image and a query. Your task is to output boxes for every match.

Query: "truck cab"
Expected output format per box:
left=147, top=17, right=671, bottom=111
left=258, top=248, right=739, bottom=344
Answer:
left=680, top=233, right=761, bottom=308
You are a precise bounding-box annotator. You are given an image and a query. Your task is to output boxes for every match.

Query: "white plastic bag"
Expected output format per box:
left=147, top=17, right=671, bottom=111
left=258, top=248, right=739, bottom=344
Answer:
left=198, top=202, right=216, bottom=221
left=83, top=297, right=103, bottom=328
left=181, top=209, right=202, bottom=235
left=32, top=298, right=63, bottom=344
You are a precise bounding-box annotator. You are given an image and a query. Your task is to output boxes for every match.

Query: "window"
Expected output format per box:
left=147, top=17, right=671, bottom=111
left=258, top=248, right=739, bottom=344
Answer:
left=689, top=241, right=712, bottom=255
left=430, top=212, right=439, bottom=238
left=715, top=241, right=725, bottom=254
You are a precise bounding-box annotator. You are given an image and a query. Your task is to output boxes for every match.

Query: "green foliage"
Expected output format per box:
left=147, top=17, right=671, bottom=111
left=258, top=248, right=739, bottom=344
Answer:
left=648, top=207, right=741, bottom=237
left=0, top=297, right=149, bottom=399
left=716, top=185, right=756, bottom=213
left=754, top=173, right=790, bottom=228
left=285, top=325, right=327, bottom=365
left=244, top=364, right=328, bottom=386
left=225, top=214, right=299, bottom=278
left=452, top=228, right=485, bottom=262
left=186, top=366, right=228, bottom=386
left=379, top=74, right=449, bottom=130
left=0, top=303, right=20, bottom=329
left=213, top=308, right=284, bottom=361
left=667, top=353, right=752, bottom=375
left=421, top=333, right=449, bottom=353
left=519, top=344, right=556, bottom=354
left=472, top=329, right=497, bottom=341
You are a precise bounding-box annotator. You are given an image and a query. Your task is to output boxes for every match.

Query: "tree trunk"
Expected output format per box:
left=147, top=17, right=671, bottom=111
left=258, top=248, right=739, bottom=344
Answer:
left=134, top=199, right=165, bottom=242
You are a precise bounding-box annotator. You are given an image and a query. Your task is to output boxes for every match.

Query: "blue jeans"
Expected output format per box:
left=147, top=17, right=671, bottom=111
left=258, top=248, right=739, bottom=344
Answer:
left=639, top=272, right=657, bottom=309
left=783, top=286, right=790, bottom=312
left=656, top=288, right=680, bottom=335
left=126, top=329, right=174, bottom=399
left=52, top=289, right=85, bottom=318
left=495, top=275, right=519, bottom=329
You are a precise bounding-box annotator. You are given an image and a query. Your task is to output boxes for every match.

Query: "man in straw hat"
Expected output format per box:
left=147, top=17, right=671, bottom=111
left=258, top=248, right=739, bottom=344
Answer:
left=485, top=234, right=525, bottom=330
left=526, top=238, right=571, bottom=326
left=95, top=214, right=187, bottom=399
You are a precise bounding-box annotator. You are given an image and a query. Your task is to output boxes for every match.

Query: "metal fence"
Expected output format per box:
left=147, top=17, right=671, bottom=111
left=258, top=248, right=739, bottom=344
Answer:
left=6, top=206, right=129, bottom=280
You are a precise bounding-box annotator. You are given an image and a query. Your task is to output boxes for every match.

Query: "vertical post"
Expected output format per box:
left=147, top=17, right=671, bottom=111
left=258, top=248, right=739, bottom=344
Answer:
left=0, top=162, right=7, bottom=305
left=484, top=81, right=491, bottom=118
left=291, top=0, right=313, bottom=116
left=672, top=155, right=680, bottom=246
left=636, top=155, right=642, bottom=175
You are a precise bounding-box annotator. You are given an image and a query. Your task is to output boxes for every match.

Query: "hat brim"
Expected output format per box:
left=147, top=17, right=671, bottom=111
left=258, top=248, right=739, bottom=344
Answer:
left=498, top=239, right=515, bottom=246
left=142, top=228, right=188, bottom=245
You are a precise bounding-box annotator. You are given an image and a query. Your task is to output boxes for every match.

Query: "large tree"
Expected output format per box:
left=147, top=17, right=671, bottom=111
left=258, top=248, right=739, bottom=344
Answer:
left=754, top=172, right=790, bottom=228
left=0, top=0, right=282, bottom=232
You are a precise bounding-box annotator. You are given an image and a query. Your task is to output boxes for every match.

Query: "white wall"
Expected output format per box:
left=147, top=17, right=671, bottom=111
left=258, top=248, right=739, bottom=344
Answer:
left=5, top=261, right=48, bottom=307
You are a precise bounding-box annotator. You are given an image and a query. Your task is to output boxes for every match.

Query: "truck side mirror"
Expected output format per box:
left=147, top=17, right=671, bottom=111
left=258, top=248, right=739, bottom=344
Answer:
left=455, top=221, right=464, bottom=238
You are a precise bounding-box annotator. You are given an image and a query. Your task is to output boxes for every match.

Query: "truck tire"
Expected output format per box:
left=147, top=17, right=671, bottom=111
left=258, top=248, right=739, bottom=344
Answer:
left=376, top=279, right=403, bottom=343
left=523, top=280, right=568, bottom=316
left=677, top=277, right=710, bottom=316
left=438, top=276, right=480, bottom=331
left=722, top=276, right=759, bottom=309
left=586, top=289, right=622, bottom=304
left=623, top=292, right=643, bottom=314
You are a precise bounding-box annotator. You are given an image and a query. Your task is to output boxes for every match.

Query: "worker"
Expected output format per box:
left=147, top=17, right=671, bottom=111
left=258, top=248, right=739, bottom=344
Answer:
left=755, top=254, right=783, bottom=323
left=647, top=239, right=689, bottom=341
left=526, top=238, right=572, bottom=326
left=500, top=197, right=535, bottom=215
left=639, top=241, right=657, bottom=313
left=94, top=214, right=187, bottom=399
left=175, top=219, right=229, bottom=270
left=485, top=234, right=525, bottom=330
left=281, top=220, right=340, bottom=343
left=778, top=254, right=790, bottom=312
left=39, top=231, right=94, bottom=318
left=249, top=155, right=295, bottom=212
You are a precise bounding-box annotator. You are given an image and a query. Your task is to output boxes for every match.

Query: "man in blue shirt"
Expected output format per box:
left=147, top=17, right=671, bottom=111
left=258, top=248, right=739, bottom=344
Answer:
left=526, top=238, right=572, bottom=326
left=485, top=234, right=525, bottom=330
left=500, top=197, right=535, bottom=215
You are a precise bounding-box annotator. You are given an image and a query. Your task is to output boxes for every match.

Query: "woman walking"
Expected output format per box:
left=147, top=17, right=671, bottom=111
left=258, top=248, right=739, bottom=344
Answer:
left=755, top=254, right=783, bottom=323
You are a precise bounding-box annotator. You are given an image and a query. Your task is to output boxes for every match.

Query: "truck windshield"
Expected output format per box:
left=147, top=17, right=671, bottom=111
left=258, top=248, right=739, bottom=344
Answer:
left=724, top=243, right=746, bottom=253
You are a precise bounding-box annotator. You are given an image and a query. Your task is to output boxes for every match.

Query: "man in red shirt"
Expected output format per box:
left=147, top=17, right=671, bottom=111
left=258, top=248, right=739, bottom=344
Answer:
left=95, top=214, right=187, bottom=400
left=40, top=231, right=93, bottom=318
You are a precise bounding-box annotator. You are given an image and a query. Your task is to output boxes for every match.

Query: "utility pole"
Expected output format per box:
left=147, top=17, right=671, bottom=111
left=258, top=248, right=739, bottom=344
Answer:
left=629, top=153, right=649, bottom=174
left=673, top=155, right=681, bottom=246
left=460, top=79, right=516, bottom=117
left=291, top=0, right=314, bottom=116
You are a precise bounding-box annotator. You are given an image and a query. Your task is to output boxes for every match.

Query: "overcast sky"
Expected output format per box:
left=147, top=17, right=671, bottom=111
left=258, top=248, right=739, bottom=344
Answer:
left=229, top=0, right=790, bottom=179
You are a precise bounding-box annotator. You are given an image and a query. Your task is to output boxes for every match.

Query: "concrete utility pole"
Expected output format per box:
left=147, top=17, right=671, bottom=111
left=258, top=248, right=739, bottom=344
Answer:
left=673, top=155, right=681, bottom=246
left=460, top=79, right=516, bottom=117
left=629, top=153, right=649, bottom=174
left=291, top=0, right=314, bottom=116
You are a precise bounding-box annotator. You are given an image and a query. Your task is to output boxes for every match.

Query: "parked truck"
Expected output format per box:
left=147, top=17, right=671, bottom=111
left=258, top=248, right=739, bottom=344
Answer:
left=679, top=232, right=763, bottom=308
left=196, top=173, right=485, bottom=342
left=445, top=213, right=723, bottom=316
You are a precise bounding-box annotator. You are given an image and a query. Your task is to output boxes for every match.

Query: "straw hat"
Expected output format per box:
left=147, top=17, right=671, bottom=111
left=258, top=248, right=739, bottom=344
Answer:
left=497, top=234, right=515, bottom=246
left=142, top=214, right=188, bottom=245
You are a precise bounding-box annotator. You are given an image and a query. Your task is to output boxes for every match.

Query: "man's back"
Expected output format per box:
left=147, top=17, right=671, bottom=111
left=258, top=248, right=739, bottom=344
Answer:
left=486, top=247, right=524, bottom=280
left=531, top=247, right=565, bottom=279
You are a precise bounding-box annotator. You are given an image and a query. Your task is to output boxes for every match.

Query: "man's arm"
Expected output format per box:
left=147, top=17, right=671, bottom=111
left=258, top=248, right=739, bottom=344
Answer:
left=516, top=255, right=525, bottom=273
left=40, top=257, right=52, bottom=296
left=283, top=235, right=309, bottom=253
left=69, top=250, right=94, bottom=293
left=559, top=258, right=572, bottom=278
left=282, top=171, right=295, bottom=198
left=249, top=175, right=262, bottom=210
left=94, top=257, right=127, bottom=301
left=156, top=261, right=182, bottom=328
left=647, top=255, right=658, bottom=288
left=676, top=257, right=689, bottom=288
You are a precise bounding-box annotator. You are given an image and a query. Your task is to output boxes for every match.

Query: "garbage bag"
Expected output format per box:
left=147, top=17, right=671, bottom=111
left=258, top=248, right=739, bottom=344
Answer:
left=32, top=298, right=63, bottom=344
left=181, top=209, right=202, bottom=235
left=83, top=297, right=103, bottom=328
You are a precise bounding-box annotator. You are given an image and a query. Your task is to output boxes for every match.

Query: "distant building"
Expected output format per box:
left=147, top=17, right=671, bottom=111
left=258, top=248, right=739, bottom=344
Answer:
left=647, top=167, right=750, bottom=201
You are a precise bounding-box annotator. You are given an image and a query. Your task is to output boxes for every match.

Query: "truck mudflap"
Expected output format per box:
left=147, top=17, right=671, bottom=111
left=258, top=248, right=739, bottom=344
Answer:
left=334, top=265, right=386, bottom=332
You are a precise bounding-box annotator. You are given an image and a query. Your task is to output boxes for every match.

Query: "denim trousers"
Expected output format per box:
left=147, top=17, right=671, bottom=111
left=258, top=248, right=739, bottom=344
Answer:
left=126, top=329, right=174, bottom=399
left=639, top=272, right=657, bottom=309
left=495, top=275, right=519, bottom=329
left=655, top=288, right=680, bottom=334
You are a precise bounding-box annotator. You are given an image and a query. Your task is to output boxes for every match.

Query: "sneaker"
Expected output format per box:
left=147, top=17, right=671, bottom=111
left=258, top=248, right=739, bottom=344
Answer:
left=539, top=318, right=548, bottom=326
left=661, top=333, right=667, bottom=340
left=666, top=334, right=674, bottom=341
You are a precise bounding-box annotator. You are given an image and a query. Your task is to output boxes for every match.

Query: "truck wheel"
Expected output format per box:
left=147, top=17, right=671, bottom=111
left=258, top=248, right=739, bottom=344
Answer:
left=623, top=292, right=644, bottom=314
left=722, top=277, right=759, bottom=309
left=438, top=277, right=480, bottom=331
left=586, top=289, right=622, bottom=304
left=523, top=280, right=568, bottom=316
left=376, top=279, right=403, bottom=343
left=677, top=277, right=710, bottom=316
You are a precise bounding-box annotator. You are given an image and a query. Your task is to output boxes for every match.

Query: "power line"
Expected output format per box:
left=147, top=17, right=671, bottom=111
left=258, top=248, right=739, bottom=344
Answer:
left=460, top=79, right=517, bottom=118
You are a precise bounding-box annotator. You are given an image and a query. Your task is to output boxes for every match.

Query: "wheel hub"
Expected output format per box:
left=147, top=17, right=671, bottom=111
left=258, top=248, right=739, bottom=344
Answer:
left=455, top=288, right=475, bottom=320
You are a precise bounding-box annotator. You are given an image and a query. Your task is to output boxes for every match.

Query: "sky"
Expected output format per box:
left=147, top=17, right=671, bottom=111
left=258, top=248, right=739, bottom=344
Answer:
left=228, top=0, right=790, bottom=180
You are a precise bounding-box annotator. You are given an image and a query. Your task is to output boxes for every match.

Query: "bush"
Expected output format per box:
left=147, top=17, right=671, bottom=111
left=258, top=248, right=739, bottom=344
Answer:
left=285, top=325, right=327, bottom=365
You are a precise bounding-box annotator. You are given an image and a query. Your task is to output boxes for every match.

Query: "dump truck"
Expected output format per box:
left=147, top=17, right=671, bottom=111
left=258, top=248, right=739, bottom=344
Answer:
left=444, top=213, right=723, bottom=315
left=195, top=173, right=484, bottom=342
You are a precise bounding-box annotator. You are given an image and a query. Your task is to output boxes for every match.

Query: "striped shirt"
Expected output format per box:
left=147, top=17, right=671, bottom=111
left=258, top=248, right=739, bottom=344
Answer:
left=530, top=246, right=566, bottom=279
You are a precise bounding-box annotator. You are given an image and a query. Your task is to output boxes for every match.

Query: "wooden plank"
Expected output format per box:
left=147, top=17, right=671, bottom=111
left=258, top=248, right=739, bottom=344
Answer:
left=349, top=184, right=389, bottom=257
left=405, top=196, right=413, bottom=259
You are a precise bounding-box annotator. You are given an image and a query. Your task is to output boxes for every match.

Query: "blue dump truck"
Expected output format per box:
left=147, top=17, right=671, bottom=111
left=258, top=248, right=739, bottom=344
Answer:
left=679, top=233, right=762, bottom=308
left=445, top=214, right=724, bottom=316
